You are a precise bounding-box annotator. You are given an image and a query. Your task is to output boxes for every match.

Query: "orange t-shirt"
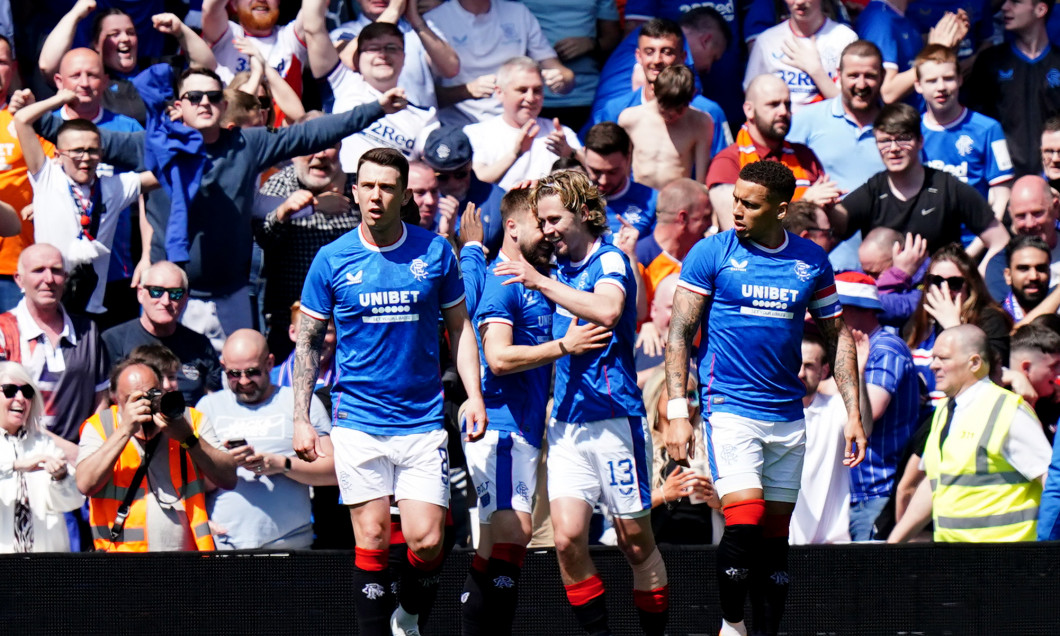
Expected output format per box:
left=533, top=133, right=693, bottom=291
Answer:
left=0, top=109, right=53, bottom=275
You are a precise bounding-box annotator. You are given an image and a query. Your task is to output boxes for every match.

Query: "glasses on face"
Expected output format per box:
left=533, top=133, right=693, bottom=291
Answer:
left=875, top=134, right=917, bottom=149
left=926, top=274, right=965, bottom=290
left=144, top=286, right=186, bottom=301
left=181, top=90, right=224, bottom=105
left=224, top=368, right=263, bottom=379
left=435, top=170, right=470, bottom=182
left=806, top=226, right=834, bottom=238
left=1, top=383, right=34, bottom=399
left=361, top=44, right=404, bottom=55
left=59, top=147, right=102, bottom=160
left=1043, top=148, right=1060, bottom=158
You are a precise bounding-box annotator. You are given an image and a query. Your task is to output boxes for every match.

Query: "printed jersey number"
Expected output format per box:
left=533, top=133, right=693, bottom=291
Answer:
left=607, top=459, right=634, bottom=487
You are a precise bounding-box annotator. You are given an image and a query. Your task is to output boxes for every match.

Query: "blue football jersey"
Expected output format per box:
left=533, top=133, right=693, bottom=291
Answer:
left=679, top=231, right=843, bottom=421
left=551, top=238, right=645, bottom=422
left=300, top=223, right=465, bottom=435
left=475, top=254, right=554, bottom=446
left=921, top=108, right=1013, bottom=198
left=606, top=180, right=657, bottom=237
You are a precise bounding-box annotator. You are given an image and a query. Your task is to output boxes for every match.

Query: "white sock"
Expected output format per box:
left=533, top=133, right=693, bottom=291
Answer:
left=720, top=618, right=747, bottom=636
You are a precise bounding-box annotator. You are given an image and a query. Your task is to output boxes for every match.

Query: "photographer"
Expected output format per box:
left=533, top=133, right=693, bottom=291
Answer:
left=76, top=358, right=236, bottom=552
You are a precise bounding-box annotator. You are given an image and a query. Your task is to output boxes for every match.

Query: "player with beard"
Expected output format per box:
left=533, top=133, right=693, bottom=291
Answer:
left=495, top=171, right=668, bottom=636
left=202, top=0, right=309, bottom=98
left=460, top=188, right=611, bottom=635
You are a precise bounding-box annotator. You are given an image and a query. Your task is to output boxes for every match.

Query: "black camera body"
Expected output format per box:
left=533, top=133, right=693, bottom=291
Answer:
left=144, top=388, right=186, bottom=419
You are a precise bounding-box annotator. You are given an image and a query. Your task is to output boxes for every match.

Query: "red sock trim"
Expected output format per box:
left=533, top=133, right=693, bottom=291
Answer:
left=354, top=547, right=388, bottom=572
left=762, top=513, right=791, bottom=538
left=390, top=521, right=405, bottom=546
left=491, top=542, right=527, bottom=567
left=723, top=498, right=766, bottom=526
left=471, top=555, right=489, bottom=574
left=633, top=585, right=669, bottom=613
left=565, top=575, right=605, bottom=606
left=407, top=547, right=443, bottom=571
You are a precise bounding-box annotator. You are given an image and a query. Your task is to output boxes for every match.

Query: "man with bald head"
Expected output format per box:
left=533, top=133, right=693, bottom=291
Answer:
left=77, top=358, right=236, bottom=551
left=0, top=243, right=108, bottom=464
left=636, top=177, right=712, bottom=310
left=52, top=47, right=144, bottom=324
left=889, top=325, right=1052, bottom=543
left=102, top=261, right=222, bottom=406
left=986, top=175, right=1060, bottom=301
left=856, top=227, right=928, bottom=329
left=706, top=73, right=835, bottom=231
left=196, top=329, right=334, bottom=550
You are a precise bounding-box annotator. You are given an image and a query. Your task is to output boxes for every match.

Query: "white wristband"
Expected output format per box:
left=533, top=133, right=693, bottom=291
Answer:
left=667, top=397, right=689, bottom=420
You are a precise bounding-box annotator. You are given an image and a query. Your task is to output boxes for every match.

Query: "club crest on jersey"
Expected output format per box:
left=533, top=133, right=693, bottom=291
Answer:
left=793, top=260, right=813, bottom=282
left=729, top=258, right=748, bottom=272
left=955, top=135, right=974, bottom=157
left=410, top=258, right=428, bottom=281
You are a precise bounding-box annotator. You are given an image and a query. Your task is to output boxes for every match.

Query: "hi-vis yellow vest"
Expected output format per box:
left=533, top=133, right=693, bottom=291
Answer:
left=81, top=406, right=214, bottom=552
left=923, top=382, right=1042, bottom=542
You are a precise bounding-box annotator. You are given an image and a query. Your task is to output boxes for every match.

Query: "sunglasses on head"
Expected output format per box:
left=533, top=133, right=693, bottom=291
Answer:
left=224, top=368, right=263, bottom=379
left=1, top=384, right=34, bottom=399
left=926, top=275, right=965, bottom=290
left=181, top=90, right=224, bottom=105
left=144, top=286, right=186, bottom=301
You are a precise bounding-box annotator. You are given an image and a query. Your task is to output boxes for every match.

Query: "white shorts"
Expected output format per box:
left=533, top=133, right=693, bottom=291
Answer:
left=463, top=429, right=540, bottom=522
left=706, top=412, right=805, bottom=503
left=547, top=417, right=653, bottom=518
left=331, top=427, right=450, bottom=507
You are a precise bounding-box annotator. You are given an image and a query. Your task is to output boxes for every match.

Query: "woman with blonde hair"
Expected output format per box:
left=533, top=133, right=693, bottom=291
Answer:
left=0, top=362, right=83, bottom=553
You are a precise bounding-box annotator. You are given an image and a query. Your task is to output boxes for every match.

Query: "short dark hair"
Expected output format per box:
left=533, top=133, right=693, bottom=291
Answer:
left=738, top=160, right=796, bottom=203
left=1012, top=323, right=1060, bottom=356
left=802, top=331, right=828, bottom=367
left=550, top=156, right=585, bottom=174
left=679, top=6, right=732, bottom=50
left=56, top=119, right=101, bottom=144
left=839, top=40, right=883, bottom=69
left=178, top=67, right=224, bottom=94
left=356, top=21, right=404, bottom=55
left=639, top=18, right=684, bottom=44
left=500, top=188, right=533, bottom=224
left=654, top=65, right=695, bottom=110
left=1006, top=234, right=1052, bottom=266
left=109, top=358, right=162, bottom=395
left=358, top=148, right=410, bottom=188
left=782, top=199, right=824, bottom=235
left=91, top=8, right=133, bottom=47
left=127, top=344, right=181, bottom=375
left=1043, top=115, right=1060, bottom=135
left=584, top=122, right=631, bottom=157
left=874, top=102, right=922, bottom=139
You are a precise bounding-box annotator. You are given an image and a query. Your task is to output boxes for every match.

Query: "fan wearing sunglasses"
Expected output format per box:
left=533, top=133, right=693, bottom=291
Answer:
left=101, top=261, right=223, bottom=407
left=906, top=243, right=1013, bottom=403
left=0, top=362, right=84, bottom=553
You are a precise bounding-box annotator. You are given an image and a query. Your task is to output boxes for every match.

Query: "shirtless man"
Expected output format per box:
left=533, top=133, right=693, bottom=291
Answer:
left=619, top=65, right=712, bottom=191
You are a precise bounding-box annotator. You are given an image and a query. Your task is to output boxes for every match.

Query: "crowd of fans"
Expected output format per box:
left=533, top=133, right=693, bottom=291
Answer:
left=0, top=0, right=1059, bottom=575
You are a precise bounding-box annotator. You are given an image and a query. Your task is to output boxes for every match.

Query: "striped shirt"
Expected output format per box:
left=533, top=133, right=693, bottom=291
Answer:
left=852, top=327, right=922, bottom=502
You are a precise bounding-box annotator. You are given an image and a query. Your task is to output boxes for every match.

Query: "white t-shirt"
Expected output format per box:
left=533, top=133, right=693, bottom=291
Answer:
left=790, top=391, right=852, bottom=545
left=28, top=160, right=140, bottom=313
left=330, top=15, right=444, bottom=108
left=744, top=18, right=858, bottom=111
left=212, top=20, right=308, bottom=88
left=464, top=115, right=580, bottom=190
left=425, top=0, right=557, bottom=125
left=324, top=64, right=438, bottom=173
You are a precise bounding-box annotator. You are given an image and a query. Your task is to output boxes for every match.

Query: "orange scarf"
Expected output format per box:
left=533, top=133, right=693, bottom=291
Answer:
left=735, top=123, right=813, bottom=200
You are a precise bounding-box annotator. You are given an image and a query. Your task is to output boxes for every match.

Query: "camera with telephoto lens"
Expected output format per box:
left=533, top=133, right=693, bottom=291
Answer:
left=144, top=388, right=186, bottom=419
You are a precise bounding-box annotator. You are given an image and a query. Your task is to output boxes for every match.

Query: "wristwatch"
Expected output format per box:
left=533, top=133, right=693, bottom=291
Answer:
left=179, top=433, right=200, bottom=450
left=283, top=457, right=292, bottom=473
